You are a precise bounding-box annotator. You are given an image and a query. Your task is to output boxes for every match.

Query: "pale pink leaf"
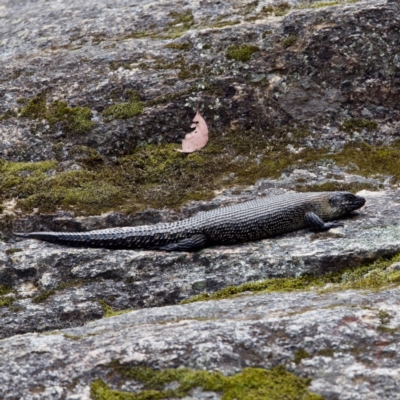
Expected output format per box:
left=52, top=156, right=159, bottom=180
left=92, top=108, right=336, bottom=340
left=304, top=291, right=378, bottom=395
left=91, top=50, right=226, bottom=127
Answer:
left=176, top=110, right=209, bottom=153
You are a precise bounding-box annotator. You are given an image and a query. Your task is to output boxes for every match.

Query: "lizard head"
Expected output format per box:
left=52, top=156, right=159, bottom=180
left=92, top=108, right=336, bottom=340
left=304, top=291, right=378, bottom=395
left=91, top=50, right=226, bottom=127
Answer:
left=329, top=192, right=366, bottom=214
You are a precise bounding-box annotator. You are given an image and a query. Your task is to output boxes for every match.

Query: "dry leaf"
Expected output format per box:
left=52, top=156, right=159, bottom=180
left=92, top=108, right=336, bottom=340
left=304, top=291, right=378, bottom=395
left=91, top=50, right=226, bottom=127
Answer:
left=176, top=110, right=209, bottom=153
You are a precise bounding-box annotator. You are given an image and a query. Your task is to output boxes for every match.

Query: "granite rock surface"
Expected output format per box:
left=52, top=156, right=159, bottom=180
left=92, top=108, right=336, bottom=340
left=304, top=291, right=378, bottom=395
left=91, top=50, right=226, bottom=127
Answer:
left=1, top=286, right=400, bottom=399
left=1, top=0, right=400, bottom=399
left=0, top=180, right=399, bottom=337
left=0, top=0, right=399, bottom=161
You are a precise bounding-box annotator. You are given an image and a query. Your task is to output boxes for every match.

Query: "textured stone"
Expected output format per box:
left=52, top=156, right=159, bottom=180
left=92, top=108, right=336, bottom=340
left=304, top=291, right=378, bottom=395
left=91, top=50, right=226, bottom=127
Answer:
left=1, top=1, right=400, bottom=399
left=1, top=183, right=400, bottom=339
left=0, top=0, right=399, bottom=162
left=1, top=286, right=400, bottom=399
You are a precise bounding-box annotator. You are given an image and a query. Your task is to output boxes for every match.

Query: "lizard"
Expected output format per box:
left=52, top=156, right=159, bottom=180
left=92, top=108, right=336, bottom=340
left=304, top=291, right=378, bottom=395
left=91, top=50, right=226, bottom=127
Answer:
left=14, top=191, right=366, bottom=251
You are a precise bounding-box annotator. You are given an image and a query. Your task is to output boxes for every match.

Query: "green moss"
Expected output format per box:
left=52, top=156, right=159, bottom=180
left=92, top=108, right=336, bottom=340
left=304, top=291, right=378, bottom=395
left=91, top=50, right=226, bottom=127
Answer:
left=8, top=305, right=24, bottom=313
left=164, top=42, right=191, bottom=51
left=0, top=297, right=14, bottom=308
left=98, top=300, right=133, bottom=318
left=150, top=54, right=202, bottom=79
left=69, top=146, right=104, bottom=167
left=109, top=62, right=132, bottom=71
left=226, top=44, right=261, bottom=62
left=240, top=1, right=259, bottom=15
left=378, top=310, right=392, bottom=325
left=316, top=348, right=334, bottom=357
left=56, top=279, right=84, bottom=291
left=64, top=333, right=83, bottom=341
left=4, top=129, right=400, bottom=217
left=377, top=325, right=398, bottom=334
left=261, top=2, right=291, bottom=16
left=19, top=93, right=95, bottom=134
left=48, top=101, right=95, bottom=134
left=32, top=289, right=56, bottom=304
left=332, top=141, right=400, bottom=182
left=163, top=11, right=195, bottom=39
left=19, top=92, right=47, bottom=118
left=273, top=2, right=292, bottom=16
left=341, top=119, right=378, bottom=133
left=296, top=0, right=359, bottom=9
left=5, top=248, right=22, bottom=255
left=294, top=348, right=311, bottom=364
left=177, top=69, right=192, bottom=80
left=122, top=12, right=195, bottom=41
left=123, top=31, right=153, bottom=40
left=102, top=91, right=143, bottom=120
left=376, top=310, right=397, bottom=333
left=91, top=364, right=323, bottom=400
left=0, top=109, right=18, bottom=121
left=181, top=253, right=400, bottom=304
left=282, top=35, right=298, bottom=49
left=153, top=54, right=187, bottom=71
left=0, top=286, right=12, bottom=296
left=102, top=101, right=143, bottom=120
left=0, top=213, right=15, bottom=232
left=208, top=20, right=241, bottom=29
left=260, top=0, right=359, bottom=17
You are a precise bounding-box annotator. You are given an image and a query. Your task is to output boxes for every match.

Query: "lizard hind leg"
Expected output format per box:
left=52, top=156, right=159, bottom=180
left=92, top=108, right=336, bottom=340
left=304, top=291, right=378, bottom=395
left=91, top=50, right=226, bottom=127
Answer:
left=158, top=234, right=209, bottom=252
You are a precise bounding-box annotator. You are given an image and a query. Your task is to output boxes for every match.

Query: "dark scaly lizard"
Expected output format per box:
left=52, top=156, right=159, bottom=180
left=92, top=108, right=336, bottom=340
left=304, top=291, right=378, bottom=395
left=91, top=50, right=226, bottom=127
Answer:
left=14, top=191, right=366, bottom=252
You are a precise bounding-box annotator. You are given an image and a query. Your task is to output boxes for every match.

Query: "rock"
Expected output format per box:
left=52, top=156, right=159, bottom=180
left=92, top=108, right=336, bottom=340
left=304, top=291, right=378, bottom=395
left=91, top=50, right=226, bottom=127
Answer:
left=1, top=0, right=400, bottom=399
left=0, top=0, right=399, bottom=162
left=1, top=186, right=400, bottom=340
left=1, top=287, right=400, bottom=399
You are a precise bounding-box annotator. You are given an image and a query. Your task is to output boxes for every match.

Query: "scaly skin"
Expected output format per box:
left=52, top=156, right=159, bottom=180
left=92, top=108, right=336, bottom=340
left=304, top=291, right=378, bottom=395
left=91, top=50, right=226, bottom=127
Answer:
left=15, top=192, right=366, bottom=251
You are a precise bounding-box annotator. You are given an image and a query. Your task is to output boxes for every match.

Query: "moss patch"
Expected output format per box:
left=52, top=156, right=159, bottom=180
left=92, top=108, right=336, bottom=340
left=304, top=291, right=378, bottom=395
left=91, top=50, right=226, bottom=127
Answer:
left=294, top=348, right=311, bottom=364
left=32, top=289, right=56, bottom=304
left=0, top=297, right=14, bottom=308
left=282, top=35, right=298, bottom=49
left=296, top=0, right=359, bottom=9
left=261, top=2, right=291, bottom=17
left=102, top=91, right=143, bottom=121
left=226, top=44, right=261, bottom=62
left=181, top=253, right=400, bottom=304
left=333, top=141, right=400, bottom=182
left=19, top=93, right=95, bottom=134
left=122, top=31, right=153, bottom=40
left=0, top=286, right=14, bottom=308
left=164, top=11, right=195, bottom=39
left=5, top=248, right=22, bottom=255
left=0, top=109, right=18, bottom=121
left=341, top=119, right=378, bottom=133
left=98, top=300, right=133, bottom=318
left=376, top=310, right=398, bottom=333
left=378, top=310, right=392, bottom=325
left=0, top=286, right=12, bottom=297
left=316, top=348, right=334, bottom=357
left=208, top=18, right=241, bottom=29
left=164, top=42, right=191, bottom=51
left=19, top=92, right=47, bottom=118
left=261, top=0, right=359, bottom=17
left=151, top=53, right=201, bottom=79
left=91, top=364, right=323, bottom=400
left=3, top=129, right=400, bottom=216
